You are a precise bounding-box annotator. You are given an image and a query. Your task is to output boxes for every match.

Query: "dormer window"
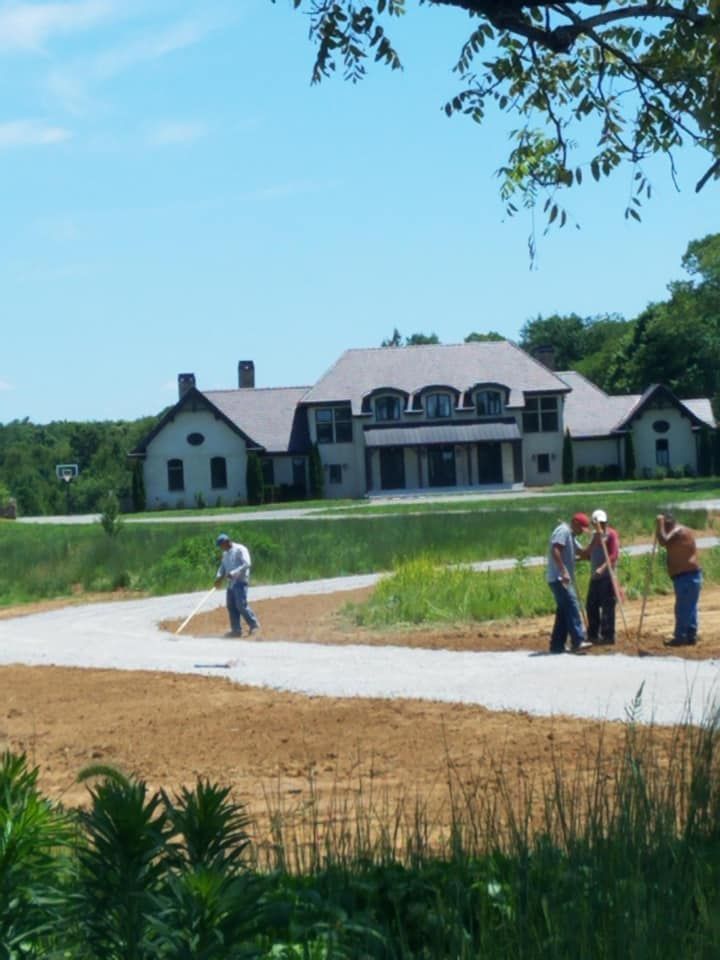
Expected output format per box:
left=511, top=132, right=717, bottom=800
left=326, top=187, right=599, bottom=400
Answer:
left=476, top=390, right=502, bottom=417
left=375, top=395, right=402, bottom=421
left=425, top=393, right=452, bottom=418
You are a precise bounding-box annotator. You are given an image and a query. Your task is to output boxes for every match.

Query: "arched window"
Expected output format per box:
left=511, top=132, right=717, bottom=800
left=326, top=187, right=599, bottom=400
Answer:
left=425, top=393, right=452, bottom=418
left=476, top=390, right=502, bottom=417
left=167, top=459, right=184, bottom=491
left=375, top=395, right=402, bottom=421
left=210, top=457, right=227, bottom=489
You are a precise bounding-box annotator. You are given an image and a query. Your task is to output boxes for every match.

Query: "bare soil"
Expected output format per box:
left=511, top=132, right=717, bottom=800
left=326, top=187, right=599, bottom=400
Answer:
left=2, top=584, right=719, bottom=849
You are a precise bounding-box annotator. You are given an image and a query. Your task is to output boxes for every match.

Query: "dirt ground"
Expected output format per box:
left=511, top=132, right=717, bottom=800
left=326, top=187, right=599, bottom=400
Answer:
left=2, top=584, right=719, bottom=851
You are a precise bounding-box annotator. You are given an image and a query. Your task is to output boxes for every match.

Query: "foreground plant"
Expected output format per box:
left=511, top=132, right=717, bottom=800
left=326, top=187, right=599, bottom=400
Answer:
left=0, top=751, right=71, bottom=958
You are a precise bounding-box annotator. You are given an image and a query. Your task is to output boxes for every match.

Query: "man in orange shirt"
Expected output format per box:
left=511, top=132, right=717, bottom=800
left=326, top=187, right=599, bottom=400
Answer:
left=656, top=511, right=702, bottom=646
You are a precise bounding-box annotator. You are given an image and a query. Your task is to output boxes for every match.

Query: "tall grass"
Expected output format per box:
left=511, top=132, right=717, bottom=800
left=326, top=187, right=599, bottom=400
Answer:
left=349, top=546, right=720, bottom=627
left=0, top=502, right=712, bottom=606
left=3, top=704, right=720, bottom=956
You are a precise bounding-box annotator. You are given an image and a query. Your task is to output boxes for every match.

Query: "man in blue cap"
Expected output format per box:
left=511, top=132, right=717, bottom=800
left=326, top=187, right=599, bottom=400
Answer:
left=214, top=533, right=261, bottom=638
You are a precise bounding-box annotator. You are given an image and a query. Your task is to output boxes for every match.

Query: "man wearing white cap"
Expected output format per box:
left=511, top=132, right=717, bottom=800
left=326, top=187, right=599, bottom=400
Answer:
left=583, top=509, right=620, bottom=645
left=214, top=533, right=261, bottom=638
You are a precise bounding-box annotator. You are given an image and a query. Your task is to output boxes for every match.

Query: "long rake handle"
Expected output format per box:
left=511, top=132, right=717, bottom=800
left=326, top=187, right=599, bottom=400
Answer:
left=594, top=522, right=630, bottom=642
left=636, top=534, right=658, bottom=644
left=175, top=586, right=216, bottom=636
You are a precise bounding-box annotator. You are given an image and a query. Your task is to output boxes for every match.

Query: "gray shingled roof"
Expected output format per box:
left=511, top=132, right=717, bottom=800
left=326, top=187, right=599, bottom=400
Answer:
left=558, top=372, right=716, bottom=437
left=557, top=371, right=638, bottom=438
left=205, top=387, right=311, bottom=453
left=682, top=398, right=716, bottom=428
left=302, top=342, right=570, bottom=415
left=364, top=422, right=521, bottom=447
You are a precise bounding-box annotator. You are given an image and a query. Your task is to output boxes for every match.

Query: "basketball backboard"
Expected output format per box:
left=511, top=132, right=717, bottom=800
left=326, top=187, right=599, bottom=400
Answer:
left=55, top=463, right=79, bottom=483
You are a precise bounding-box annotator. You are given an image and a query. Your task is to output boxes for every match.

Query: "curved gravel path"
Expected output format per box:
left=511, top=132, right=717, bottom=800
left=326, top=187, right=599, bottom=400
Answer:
left=1, top=567, right=718, bottom=728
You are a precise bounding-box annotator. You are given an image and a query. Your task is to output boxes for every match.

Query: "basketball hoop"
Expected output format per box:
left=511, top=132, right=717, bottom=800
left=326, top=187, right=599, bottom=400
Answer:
left=55, top=463, right=79, bottom=484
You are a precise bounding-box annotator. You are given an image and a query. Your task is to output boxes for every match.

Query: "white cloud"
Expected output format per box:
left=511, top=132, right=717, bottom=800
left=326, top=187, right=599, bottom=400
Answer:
left=46, top=15, right=218, bottom=112
left=147, top=120, right=207, bottom=146
left=0, top=1, right=113, bottom=53
left=0, top=119, right=71, bottom=148
left=0, top=378, right=14, bottom=391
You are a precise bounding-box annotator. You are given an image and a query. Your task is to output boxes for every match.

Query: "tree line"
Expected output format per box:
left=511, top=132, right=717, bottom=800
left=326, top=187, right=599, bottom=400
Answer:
left=0, top=417, right=154, bottom=517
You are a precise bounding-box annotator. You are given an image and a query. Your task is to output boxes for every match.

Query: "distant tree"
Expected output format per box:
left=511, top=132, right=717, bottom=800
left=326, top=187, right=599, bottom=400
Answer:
left=308, top=444, right=324, bottom=500
left=465, top=331, right=505, bottom=342
left=561, top=430, right=574, bottom=485
left=624, top=433, right=636, bottom=481
left=519, top=314, right=586, bottom=370
left=131, top=461, right=146, bottom=513
left=698, top=427, right=713, bottom=477
left=99, top=491, right=123, bottom=538
left=381, top=328, right=403, bottom=347
left=381, top=330, right=440, bottom=346
left=246, top=453, right=264, bottom=506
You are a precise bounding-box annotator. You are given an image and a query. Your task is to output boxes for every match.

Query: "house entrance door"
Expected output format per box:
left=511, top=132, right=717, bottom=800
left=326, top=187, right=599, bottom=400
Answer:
left=477, top=442, right=503, bottom=484
left=428, top=446, right=456, bottom=487
left=380, top=447, right=405, bottom=489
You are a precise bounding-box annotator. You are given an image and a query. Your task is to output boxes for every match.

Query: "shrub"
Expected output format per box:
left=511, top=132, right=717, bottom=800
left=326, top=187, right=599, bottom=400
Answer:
left=246, top=454, right=264, bottom=506
left=99, top=491, right=123, bottom=538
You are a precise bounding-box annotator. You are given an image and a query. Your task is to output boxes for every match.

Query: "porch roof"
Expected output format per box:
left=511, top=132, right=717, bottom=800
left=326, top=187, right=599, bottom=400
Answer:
left=363, top=421, right=521, bottom=448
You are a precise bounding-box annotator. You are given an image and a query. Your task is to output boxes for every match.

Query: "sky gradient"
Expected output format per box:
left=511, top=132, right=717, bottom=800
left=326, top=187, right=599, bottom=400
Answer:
left=2, top=0, right=718, bottom=424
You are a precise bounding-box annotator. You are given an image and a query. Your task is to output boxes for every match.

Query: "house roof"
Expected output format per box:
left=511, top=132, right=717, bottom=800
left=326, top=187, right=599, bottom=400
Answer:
left=557, top=371, right=639, bottom=438
left=204, top=386, right=312, bottom=453
left=364, top=421, right=521, bottom=448
left=558, top=372, right=716, bottom=438
left=302, top=341, right=570, bottom=415
left=131, top=385, right=312, bottom=456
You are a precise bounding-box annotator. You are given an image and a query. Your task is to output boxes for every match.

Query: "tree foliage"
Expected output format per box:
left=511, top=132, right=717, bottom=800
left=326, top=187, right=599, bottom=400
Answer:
left=246, top=452, right=265, bottom=506
left=0, top=416, right=157, bottom=517
left=381, top=328, right=441, bottom=345
left=288, top=0, right=720, bottom=225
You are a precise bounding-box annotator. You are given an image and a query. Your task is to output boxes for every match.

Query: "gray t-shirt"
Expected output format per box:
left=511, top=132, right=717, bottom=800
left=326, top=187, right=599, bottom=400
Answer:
left=546, top=522, right=579, bottom=583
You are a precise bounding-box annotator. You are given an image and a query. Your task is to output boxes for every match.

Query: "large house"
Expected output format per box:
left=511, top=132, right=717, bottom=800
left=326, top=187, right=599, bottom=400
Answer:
left=130, top=342, right=716, bottom=507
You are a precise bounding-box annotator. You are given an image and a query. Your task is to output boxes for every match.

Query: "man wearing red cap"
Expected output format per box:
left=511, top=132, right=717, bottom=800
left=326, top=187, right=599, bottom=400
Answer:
left=546, top=512, right=592, bottom=654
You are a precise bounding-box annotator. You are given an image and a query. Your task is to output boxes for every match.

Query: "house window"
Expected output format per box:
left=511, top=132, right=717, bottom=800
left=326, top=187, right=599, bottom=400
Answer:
left=261, top=458, right=275, bottom=485
left=167, top=458, right=184, bottom=491
left=653, top=419, right=670, bottom=433
left=537, top=453, right=550, bottom=474
left=656, top=438, right=670, bottom=467
left=316, top=406, right=353, bottom=443
left=425, top=393, right=452, bottom=418
left=328, top=464, right=342, bottom=484
left=375, top=395, right=402, bottom=421
left=210, top=456, right=227, bottom=489
left=187, top=432, right=205, bottom=446
left=523, top=396, right=559, bottom=433
left=476, top=390, right=502, bottom=417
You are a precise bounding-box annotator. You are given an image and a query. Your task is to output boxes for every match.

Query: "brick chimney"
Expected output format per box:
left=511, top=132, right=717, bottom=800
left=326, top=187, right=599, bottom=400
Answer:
left=533, top=345, right=556, bottom=371
left=178, top=373, right=196, bottom=399
left=238, top=361, right=255, bottom=388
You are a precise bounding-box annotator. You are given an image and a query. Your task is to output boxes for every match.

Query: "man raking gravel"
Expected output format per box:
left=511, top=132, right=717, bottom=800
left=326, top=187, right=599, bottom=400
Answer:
left=214, top=533, right=261, bottom=638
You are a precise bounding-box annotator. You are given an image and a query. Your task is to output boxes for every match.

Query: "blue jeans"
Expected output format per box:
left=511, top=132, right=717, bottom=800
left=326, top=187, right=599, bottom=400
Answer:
left=672, top=570, right=702, bottom=641
left=549, top=580, right=586, bottom=653
left=226, top=580, right=259, bottom=634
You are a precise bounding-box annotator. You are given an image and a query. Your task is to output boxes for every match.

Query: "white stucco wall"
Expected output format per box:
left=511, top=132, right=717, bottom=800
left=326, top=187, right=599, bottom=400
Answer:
left=572, top=438, right=620, bottom=470
left=143, top=409, right=246, bottom=508
left=631, top=407, right=698, bottom=476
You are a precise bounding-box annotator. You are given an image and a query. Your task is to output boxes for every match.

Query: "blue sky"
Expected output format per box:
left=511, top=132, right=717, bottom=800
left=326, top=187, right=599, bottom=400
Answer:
left=1, top=0, right=718, bottom=425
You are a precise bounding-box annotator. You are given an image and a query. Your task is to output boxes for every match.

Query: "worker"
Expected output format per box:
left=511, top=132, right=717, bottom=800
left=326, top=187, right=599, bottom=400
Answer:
left=214, top=533, right=261, bottom=638
left=656, top=511, right=702, bottom=646
left=546, top=512, right=592, bottom=654
left=582, top=509, right=620, bottom=645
